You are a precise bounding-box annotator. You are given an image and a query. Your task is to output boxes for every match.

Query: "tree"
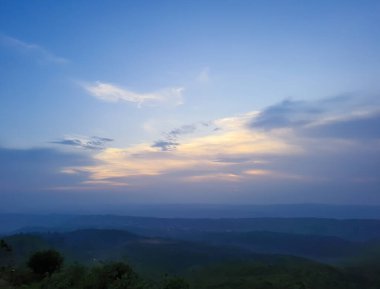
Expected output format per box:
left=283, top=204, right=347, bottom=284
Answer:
left=27, top=249, right=64, bottom=276
left=0, top=239, right=12, bottom=252
left=0, top=239, right=13, bottom=268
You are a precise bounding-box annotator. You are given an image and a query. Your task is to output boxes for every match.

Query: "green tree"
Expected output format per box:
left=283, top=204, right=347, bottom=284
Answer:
left=27, top=249, right=64, bottom=276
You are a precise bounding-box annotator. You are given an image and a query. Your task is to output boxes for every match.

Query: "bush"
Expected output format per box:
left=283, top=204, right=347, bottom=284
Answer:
left=84, top=262, right=144, bottom=289
left=162, top=277, right=189, bottom=289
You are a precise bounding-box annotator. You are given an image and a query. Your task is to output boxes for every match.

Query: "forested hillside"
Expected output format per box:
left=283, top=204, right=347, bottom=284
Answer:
left=1, top=228, right=380, bottom=289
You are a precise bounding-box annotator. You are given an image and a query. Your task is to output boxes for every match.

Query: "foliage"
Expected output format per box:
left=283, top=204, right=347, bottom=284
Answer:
left=0, top=266, right=37, bottom=287
left=187, top=261, right=363, bottom=289
left=162, top=277, right=189, bottom=289
left=1, top=254, right=380, bottom=289
left=0, top=239, right=13, bottom=268
left=27, top=250, right=64, bottom=276
left=37, top=263, right=87, bottom=289
left=83, top=262, right=145, bottom=289
left=0, top=240, right=12, bottom=252
left=2, top=229, right=380, bottom=289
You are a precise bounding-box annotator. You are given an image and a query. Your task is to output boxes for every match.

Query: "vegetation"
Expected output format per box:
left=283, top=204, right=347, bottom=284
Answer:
left=1, top=225, right=380, bottom=289
left=1, top=253, right=380, bottom=289
left=0, top=240, right=12, bottom=252
left=188, top=261, right=357, bottom=289
left=27, top=250, right=63, bottom=276
left=0, top=253, right=188, bottom=289
left=162, top=277, right=190, bottom=289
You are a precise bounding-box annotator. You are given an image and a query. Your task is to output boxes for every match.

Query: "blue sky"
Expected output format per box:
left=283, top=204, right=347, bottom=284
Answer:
left=0, top=0, right=380, bottom=212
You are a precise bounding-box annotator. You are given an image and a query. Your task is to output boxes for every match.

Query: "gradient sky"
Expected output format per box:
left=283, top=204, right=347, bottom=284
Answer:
left=1, top=0, right=380, bottom=212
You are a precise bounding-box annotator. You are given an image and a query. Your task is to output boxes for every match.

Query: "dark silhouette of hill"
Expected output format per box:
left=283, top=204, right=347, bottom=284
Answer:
left=57, top=215, right=380, bottom=241
left=2, top=229, right=380, bottom=288
left=2, top=230, right=251, bottom=274
left=193, top=231, right=361, bottom=261
left=3, top=214, right=380, bottom=242
left=3, top=228, right=380, bottom=270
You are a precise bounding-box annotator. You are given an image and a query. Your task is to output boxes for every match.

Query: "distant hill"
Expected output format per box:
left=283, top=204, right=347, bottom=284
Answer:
left=96, top=203, right=380, bottom=219
left=50, top=215, right=380, bottom=241
left=3, top=214, right=380, bottom=241
left=193, top=231, right=361, bottom=261
left=3, top=204, right=380, bottom=222
left=3, top=228, right=380, bottom=270
left=2, top=229, right=251, bottom=275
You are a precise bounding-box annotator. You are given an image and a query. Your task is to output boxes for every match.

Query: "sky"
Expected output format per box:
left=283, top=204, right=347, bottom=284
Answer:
left=0, top=0, right=380, bottom=213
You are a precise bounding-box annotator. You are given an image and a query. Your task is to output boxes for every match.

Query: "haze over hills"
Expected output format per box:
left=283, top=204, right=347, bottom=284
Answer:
left=2, top=208, right=380, bottom=288
left=5, top=229, right=376, bottom=289
left=3, top=204, right=380, bottom=219
left=2, top=203, right=380, bottom=234
left=2, top=226, right=380, bottom=288
left=2, top=207, right=380, bottom=265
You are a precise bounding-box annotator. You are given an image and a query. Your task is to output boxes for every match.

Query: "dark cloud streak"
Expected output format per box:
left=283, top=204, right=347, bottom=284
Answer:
left=0, top=146, right=91, bottom=192
left=51, top=136, right=114, bottom=150
left=167, top=124, right=197, bottom=139
left=152, top=122, right=215, bottom=152
left=151, top=140, right=179, bottom=151
left=250, top=99, right=323, bottom=130
left=250, top=96, right=380, bottom=140
left=302, top=112, right=380, bottom=139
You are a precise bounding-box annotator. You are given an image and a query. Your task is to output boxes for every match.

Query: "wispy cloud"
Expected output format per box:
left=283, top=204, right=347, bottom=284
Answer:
left=0, top=34, right=68, bottom=64
left=151, top=140, right=179, bottom=152
left=243, top=169, right=314, bottom=181
left=196, top=66, right=210, bottom=83
left=83, top=81, right=184, bottom=107
left=184, top=173, right=241, bottom=183
left=152, top=122, right=215, bottom=152
left=51, top=136, right=113, bottom=150
left=167, top=124, right=198, bottom=139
